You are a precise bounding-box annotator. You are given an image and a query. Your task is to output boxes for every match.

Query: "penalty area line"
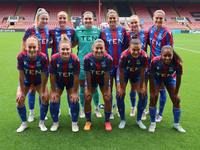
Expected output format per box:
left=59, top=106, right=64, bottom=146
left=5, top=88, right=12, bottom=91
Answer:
left=174, top=46, right=200, bottom=54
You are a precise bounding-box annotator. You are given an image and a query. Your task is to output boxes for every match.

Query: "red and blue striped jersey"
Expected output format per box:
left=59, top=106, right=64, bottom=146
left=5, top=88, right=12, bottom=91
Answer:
left=50, top=53, right=80, bottom=85
left=127, top=29, right=149, bottom=52
left=17, top=51, right=48, bottom=84
left=84, top=52, right=113, bottom=84
left=149, top=56, right=182, bottom=81
left=49, top=27, right=75, bottom=55
left=119, top=49, right=148, bottom=78
left=100, top=25, right=128, bottom=67
left=148, top=25, right=173, bottom=59
left=23, top=26, right=49, bottom=56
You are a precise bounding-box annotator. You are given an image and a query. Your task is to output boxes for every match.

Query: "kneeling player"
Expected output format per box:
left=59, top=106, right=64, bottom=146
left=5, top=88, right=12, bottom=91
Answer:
left=16, top=35, right=49, bottom=132
left=117, top=36, right=148, bottom=129
left=49, top=34, right=80, bottom=132
left=148, top=45, right=185, bottom=133
left=84, top=39, right=113, bottom=131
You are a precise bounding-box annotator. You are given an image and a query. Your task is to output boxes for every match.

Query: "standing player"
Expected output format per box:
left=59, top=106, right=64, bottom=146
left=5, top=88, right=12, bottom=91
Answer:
left=148, top=10, right=173, bottom=122
left=16, top=35, right=49, bottom=132
left=117, top=37, right=148, bottom=129
left=22, top=8, right=50, bottom=122
left=49, top=11, right=75, bottom=117
left=84, top=39, right=113, bottom=131
left=49, top=34, right=80, bottom=132
left=100, top=10, right=129, bottom=119
left=127, top=15, right=149, bottom=119
left=74, top=11, right=102, bottom=118
left=148, top=45, right=185, bottom=133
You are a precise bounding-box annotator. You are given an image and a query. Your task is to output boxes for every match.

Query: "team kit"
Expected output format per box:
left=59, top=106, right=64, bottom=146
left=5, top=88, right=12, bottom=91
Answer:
left=16, top=8, right=186, bottom=133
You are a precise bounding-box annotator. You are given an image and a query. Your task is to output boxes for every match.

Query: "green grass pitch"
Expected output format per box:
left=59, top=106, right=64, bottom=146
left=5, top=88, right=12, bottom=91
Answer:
left=0, top=32, right=200, bottom=150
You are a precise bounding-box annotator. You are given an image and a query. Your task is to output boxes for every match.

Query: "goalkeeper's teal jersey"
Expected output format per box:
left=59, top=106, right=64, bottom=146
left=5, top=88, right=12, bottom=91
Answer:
left=74, top=25, right=101, bottom=69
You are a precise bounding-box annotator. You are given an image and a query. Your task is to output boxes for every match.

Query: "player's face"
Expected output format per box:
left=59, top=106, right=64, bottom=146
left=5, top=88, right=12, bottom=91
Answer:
left=59, top=43, right=71, bottom=61
left=38, top=14, right=49, bottom=28
left=129, top=44, right=141, bottom=59
left=83, top=14, right=93, bottom=29
left=153, top=13, right=164, bottom=29
left=57, top=13, right=68, bottom=27
left=161, top=49, right=173, bottom=65
left=26, top=38, right=38, bottom=60
left=108, top=13, right=118, bottom=27
left=93, top=42, right=105, bottom=60
left=129, top=17, right=140, bottom=31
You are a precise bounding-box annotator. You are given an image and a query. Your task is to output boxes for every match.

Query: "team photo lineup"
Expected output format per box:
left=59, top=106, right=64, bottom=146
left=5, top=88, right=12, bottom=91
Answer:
left=16, top=7, right=186, bottom=133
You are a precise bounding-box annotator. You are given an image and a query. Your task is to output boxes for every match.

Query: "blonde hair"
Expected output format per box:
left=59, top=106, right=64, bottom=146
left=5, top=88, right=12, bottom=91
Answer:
left=25, top=35, right=41, bottom=51
left=59, top=34, right=71, bottom=48
left=34, top=8, right=49, bottom=33
left=107, top=9, right=118, bottom=18
left=154, top=10, right=165, bottom=18
left=130, top=15, right=140, bottom=22
left=57, top=11, right=68, bottom=18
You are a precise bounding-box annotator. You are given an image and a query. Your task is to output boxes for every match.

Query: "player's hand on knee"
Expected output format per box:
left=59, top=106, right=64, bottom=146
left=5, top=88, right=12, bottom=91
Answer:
left=84, top=90, right=92, bottom=101
left=117, top=87, right=125, bottom=99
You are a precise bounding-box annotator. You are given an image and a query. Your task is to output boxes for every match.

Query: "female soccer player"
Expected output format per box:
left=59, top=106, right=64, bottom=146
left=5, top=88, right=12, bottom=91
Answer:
left=49, top=11, right=75, bottom=117
left=116, top=36, right=148, bottom=129
left=16, top=35, right=49, bottom=132
left=148, top=10, right=174, bottom=122
left=127, top=15, right=148, bottom=119
left=49, top=34, right=80, bottom=132
left=148, top=45, right=185, bottom=133
left=22, top=8, right=50, bottom=122
left=100, top=10, right=129, bottom=119
left=84, top=39, right=113, bottom=131
left=74, top=11, right=102, bottom=119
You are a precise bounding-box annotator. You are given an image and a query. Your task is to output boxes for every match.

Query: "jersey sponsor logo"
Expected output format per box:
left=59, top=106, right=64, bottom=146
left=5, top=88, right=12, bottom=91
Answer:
left=107, top=39, right=123, bottom=45
left=24, top=68, right=41, bottom=75
left=81, top=36, right=97, bottom=41
left=150, top=38, right=161, bottom=47
left=91, top=70, right=105, bottom=75
left=155, top=72, right=172, bottom=77
left=58, top=71, right=73, bottom=77
left=126, top=66, right=140, bottom=72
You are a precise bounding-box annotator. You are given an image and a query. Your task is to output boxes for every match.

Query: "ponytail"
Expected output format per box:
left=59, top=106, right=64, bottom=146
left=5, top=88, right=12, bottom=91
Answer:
left=129, top=33, right=141, bottom=46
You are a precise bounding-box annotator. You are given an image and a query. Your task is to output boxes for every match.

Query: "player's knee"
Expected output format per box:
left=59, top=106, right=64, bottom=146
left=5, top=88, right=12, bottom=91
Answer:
left=104, top=95, right=111, bottom=103
left=172, top=98, right=180, bottom=108
left=85, top=95, right=92, bottom=103
left=17, top=98, right=25, bottom=106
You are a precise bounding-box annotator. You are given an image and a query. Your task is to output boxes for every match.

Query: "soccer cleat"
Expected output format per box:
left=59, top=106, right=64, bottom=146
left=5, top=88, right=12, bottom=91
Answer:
left=28, top=114, right=34, bottom=122
left=156, top=115, right=162, bottom=122
left=136, top=120, right=146, bottom=129
left=148, top=123, right=156, bottom=132
left=50, top=122, right=59, bottom=131
left=94, top=109, right=102, bottom=118
left=80, top=109, right=85, bottom=118
left=118, top=120, right=126, bottom=129
left=72, top=124, right=79, bottom=132
left=45, top=116, right=48, bottom=120
left=116, top=109, right=120, bottom=117
left=105, top=122, right=112, bottom=131
left=39, top=123, right=47, bottom=131
left=84, top=122, right=92, bottom=130
left=110, top=112, right=114, bottom=119
left=141, top=111, right=147, bottom=120
left=130, top=107, right=136, bottom=116
left=17, top=123, right=28, bottom=133
left=173, top=124, right=186, bottom=133
left=146, top=111, right=150, bottom=115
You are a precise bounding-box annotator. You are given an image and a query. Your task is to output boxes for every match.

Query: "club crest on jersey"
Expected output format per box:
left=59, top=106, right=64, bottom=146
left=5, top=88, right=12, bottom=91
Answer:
left=24, top=61, right=27, bottom=65
left=55, top=31, right=58, bottom=35
left=106, top=33, right=108, bottom=36
left=136, top=60, right=141, bottom=65
left=36, top=61, right=41, bottom=67
left=141, top=34, right=145, bottom=37
left=158, top=34, right=162, bottom=39
left=102, top=62, right=106, bottom=67
left=93, top=30, right=97, bottom=33
left=118, top=31, right=122, bottom=35
left=57, top=64, right=60, bottom=68
left=128, top=60, right=130, bottom=64
left=69, top=63, right=73, bottom=68
left=67, top=31, right=71, bottom=35
left=157, top=66, right=160, bottom=70
left=169, top=67, right=174, bottom=72
left=90, top=62, right=93, bottom=66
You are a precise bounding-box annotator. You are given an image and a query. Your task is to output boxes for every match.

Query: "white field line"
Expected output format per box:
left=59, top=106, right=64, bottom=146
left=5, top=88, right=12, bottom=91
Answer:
left=173, top=46, right=200, bottom=54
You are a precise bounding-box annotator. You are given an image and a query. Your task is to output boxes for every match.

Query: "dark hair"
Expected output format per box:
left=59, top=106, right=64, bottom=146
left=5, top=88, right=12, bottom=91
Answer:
left=129, top=33, right=141, bottom=46
left=161, top=45, right=183, bottom=66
